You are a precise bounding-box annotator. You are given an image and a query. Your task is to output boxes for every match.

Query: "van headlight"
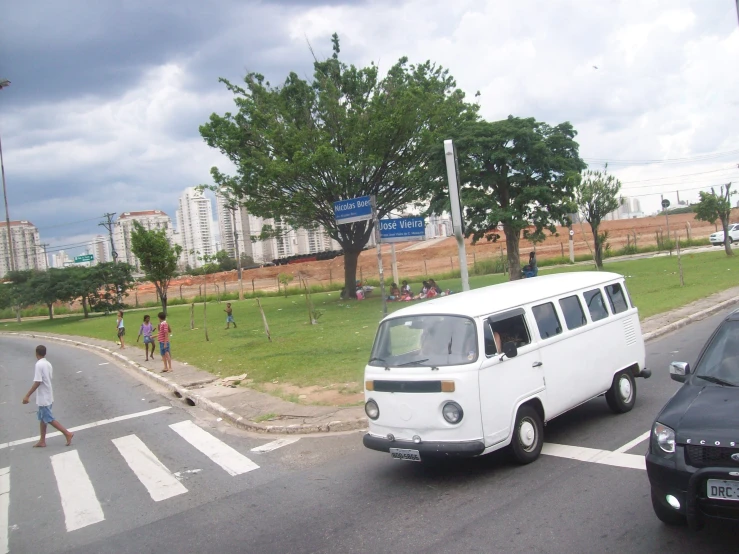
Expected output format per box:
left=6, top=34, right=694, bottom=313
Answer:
left=365, top=399, right=380, bottom=420
left=653, top=422, right=676, bottom=455
left=442, top=402, right=464, bottom=424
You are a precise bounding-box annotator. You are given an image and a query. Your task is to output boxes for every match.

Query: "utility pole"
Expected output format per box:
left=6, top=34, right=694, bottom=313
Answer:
left=99, top=213, right=117, bottom=263
left=0, top=78, right=14, bottom=275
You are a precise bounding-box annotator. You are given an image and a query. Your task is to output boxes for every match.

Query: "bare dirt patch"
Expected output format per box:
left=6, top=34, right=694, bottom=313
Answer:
left=255, top=381, right=364, bottom=407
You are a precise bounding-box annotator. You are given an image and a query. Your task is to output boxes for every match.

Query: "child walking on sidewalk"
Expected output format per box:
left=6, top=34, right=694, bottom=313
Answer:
left=22, top=345, right=74, bottom=447
left=137, top=314, right=156, bottom=361
left=157, top=312, right=172, bottom=373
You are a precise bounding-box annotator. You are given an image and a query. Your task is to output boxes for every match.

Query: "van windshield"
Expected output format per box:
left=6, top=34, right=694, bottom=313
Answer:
left=369, top=315, right=478, bottom=367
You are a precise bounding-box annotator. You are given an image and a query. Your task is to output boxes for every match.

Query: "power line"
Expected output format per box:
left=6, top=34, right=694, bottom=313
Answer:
left=37, top=216, right=104, bottom=231
left=584, top=148, right=739, bottom=165
left=99, top=213, right=117, bottom=263
left=618, top=166, right=737, bottom=185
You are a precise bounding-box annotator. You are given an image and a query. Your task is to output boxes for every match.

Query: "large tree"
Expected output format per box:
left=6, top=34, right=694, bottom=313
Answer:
left=429, top=117, right=586, bottom=279
left=130, top=221, right=182, bottom=315
left=694, top=184, right=735, bottom=257
left=575, top=167, right=623, bottom=268
left=199, top=34, right=476, bottom=297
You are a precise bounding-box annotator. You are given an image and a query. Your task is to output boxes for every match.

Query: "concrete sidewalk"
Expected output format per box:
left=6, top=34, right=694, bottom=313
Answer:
left=3, top=284, right=738, bottom=435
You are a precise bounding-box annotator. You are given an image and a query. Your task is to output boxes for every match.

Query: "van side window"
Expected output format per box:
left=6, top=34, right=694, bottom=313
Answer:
left=584, top=288, right=609, bottom=321
left=605, top=283, right=629, bottom=314
left=487, top=313, right=531, bottom=356
left=532, top=302, right=562, bottom=339
left=559, top=295, right=587, bottom=330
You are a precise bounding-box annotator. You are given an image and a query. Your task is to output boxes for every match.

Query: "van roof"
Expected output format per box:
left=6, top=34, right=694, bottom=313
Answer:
left=384, top=271, right=626, bottom=320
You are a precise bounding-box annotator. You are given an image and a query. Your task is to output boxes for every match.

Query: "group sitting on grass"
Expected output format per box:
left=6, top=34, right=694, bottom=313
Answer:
left=387, top=279, right=451, bottom=302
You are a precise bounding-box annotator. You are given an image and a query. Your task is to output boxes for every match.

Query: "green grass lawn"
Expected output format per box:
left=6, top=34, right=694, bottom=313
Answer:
left=3, top=251, right=737, bottom=388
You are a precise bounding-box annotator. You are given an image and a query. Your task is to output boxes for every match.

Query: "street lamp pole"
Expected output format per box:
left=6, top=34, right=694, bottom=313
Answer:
left=0, top=78, right=15, bottom=274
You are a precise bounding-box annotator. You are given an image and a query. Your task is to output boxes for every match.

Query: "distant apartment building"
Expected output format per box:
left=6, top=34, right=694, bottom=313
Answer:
left=0, top=220, right=45, bottom=277
left=176, top=187, right=216, bottom=269
left=425, top=214, right=452, bottom=239
left=88, top=234, right=110, bottom=265
left=215, top=192, right=248, bottom=260
left=604, top=197, right=645, bottom=221
left=113, top=210, right=174, bottom=271
left=51, top=250, right=71, bottom=269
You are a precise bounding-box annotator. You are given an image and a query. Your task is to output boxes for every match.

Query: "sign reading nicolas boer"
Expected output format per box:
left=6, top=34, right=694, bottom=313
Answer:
left=379, top=217, right=426, bottom=243
left=333, top=196, right=373, bottom=225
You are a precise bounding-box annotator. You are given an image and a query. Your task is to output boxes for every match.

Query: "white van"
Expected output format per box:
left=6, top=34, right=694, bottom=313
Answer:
left=363, top=272, right=650, bottom=464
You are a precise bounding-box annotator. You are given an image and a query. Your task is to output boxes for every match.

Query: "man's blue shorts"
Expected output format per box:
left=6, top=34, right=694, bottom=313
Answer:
left=159, top=342, right=170, bottom=356
left=37, top=405, right=54, bottom=423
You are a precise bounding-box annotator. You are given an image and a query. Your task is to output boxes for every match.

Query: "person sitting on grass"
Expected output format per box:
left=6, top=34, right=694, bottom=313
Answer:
left=137, top=314, right=156, bottom=361
left=388, top=283, right=401, bottom=301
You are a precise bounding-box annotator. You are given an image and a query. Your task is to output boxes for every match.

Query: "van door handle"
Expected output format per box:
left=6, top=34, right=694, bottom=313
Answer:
left=532, top=361, right=543, bottom=367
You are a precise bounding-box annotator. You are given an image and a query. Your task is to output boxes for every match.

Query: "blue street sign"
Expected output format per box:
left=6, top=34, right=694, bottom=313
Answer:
left=333, top=196, right=373, bottom=225
left=378, top=217, right=426, bottom=243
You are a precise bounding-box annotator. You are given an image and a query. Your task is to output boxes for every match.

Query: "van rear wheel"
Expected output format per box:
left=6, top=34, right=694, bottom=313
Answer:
left=510, top=406, right=543, bottom=464
left=606, top=370, right=636, bottom=414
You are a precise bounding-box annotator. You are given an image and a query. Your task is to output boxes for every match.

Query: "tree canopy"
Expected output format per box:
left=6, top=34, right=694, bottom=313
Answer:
left=429, top=116, right=586, bottom=279
left=199, top=33, right=477, bottom=296
left=575, top=167, right=622, bottom=268
left=130, top=221, right=182, bottom=314
left=694, top=184, right=735, bottom=256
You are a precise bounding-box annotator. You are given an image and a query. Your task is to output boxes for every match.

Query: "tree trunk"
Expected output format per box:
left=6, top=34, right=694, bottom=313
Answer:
left=504, top=225, right=521, bottom=280
left=47, top=303, right=54, bottom=320
left=82, top=296, right=89, bottom=319
left=592, top=226, right=603, bottom=268
left=343, top=250, right=360, bottom=298
left=721, top=216, right=734, bottom=257
left=160, top=288, right=168, bottom=317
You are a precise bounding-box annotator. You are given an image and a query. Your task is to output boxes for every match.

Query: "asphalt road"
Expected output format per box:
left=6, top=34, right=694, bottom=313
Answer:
left=1, top=308, right=738, bottom=554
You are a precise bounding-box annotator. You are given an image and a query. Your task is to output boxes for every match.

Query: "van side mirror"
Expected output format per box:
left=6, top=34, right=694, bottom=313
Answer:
left=669, top=361, right=690, bottom=383
left=502, top=341, right=518, bottom=359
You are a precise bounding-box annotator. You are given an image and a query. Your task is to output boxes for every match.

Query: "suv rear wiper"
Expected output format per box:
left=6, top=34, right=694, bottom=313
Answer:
left=696, top=375, right=738, bottom=387
left=398, top=358, right=429, bottom=367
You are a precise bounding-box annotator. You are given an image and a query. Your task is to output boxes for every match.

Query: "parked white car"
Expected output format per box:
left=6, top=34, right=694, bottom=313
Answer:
left=709, top=223, right=739, bottom=246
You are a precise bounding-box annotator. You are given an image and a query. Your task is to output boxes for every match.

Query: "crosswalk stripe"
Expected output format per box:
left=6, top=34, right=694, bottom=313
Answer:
left=250, top=437, right=301, bottom=453
left=0, top=406, right=171, bottom=451
left=1, top=467, right=9, bottom=554
left=50, top=451, right=105, bottom=532
left=112, top=435, right=188, bottom=502
left=169, top=421, right=259, bottom=476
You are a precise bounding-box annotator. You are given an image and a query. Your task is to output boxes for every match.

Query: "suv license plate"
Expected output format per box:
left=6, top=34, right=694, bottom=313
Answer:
left=707, top=479, right=739, bottom=501
left=389, top=448, right=421, bottom=462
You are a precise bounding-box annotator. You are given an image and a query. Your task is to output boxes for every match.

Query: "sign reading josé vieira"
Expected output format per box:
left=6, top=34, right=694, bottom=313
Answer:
left=379, top=217, right=426, bottom=243
left=333, top=196, right=373, bottom=225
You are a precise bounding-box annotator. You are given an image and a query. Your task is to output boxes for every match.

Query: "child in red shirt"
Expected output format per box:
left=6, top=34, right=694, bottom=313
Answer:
left=157, top=312, right=172, bottom=373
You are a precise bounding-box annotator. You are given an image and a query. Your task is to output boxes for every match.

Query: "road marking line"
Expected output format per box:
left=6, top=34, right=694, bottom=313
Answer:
left=614, top=431, right=651, bottom=454
left=112, top=435, right=188, bottom=502
left=50, top=450, right=105, bottom=532
left=169, top=421, right=259, bottom=476
left=1, top=467, right=9, bottom=554
left=542, top=443, right=645, bottom=471
left=251, top=437, right=301, bottom=453
left=0, top=406, right=171, bottom=451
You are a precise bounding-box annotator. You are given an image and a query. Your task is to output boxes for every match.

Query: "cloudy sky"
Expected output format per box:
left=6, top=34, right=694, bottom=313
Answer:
left=2, top=0, right=739, bottom=258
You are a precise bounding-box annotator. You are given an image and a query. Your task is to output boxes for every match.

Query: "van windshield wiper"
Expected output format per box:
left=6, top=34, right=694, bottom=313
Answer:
left=398, top=358, right=429, bottom=367
left=368, top=357, right=386, bottom=363
left=696, top=375, right=738, bottom=387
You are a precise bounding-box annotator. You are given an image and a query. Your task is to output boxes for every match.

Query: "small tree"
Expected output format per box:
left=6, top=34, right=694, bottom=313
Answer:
left=694, top=184, right=735, bottom=257
left=130, top=221, right=183, bottom=315
left=87, top=262, right=135, bottom=313
left=278, top=273, right=294, bottom=297
left=575, top=167, right=623, bottom=268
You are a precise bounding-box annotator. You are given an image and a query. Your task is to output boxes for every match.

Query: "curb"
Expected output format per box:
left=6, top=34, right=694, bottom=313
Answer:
left=1, top=331, right=368, bottom=436
left=642, top=297, right=739, bottom=343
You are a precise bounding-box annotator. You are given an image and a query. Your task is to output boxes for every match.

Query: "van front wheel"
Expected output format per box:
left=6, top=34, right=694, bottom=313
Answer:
left=510, top=406, right=544, bottom=464
left=606, top=370, right=636, bottom=413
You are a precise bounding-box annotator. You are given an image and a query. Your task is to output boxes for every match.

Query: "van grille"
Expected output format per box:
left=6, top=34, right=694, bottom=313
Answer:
left=623, top=319, right=637, bottom=345
left=685, top=445, right=739, bottom=468
left=372, top=381, right=442, bottom=393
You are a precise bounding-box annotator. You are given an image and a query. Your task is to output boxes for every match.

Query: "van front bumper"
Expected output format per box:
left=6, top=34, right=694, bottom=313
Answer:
left=363, top=433, right=486, bottom=458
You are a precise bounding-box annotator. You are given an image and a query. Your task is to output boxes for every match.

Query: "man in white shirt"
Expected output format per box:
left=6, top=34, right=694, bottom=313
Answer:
left=22, top=345, right=74, bottom=447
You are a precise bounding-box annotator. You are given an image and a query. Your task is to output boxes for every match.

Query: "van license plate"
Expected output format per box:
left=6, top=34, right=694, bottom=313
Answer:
left=707, top=479, right=739, bottom=501
left=390, top=448, right=421, bottom=462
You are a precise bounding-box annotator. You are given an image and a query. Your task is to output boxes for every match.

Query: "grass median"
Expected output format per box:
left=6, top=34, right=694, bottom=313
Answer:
left=2, top=250, right=737, bottom=399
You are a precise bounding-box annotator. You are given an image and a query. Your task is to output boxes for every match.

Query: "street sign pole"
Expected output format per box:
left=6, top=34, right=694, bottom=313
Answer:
left=444, top=140, right=470, bottom=291
left=569, top=228, right=575, bottom=263
left=662, top=198, right=671, bottom=255
left=391, top=243, right=399, bottom=287
left=371, top=195, right=387, bottom=316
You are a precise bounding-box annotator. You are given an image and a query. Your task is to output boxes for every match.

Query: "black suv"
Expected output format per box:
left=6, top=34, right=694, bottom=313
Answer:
left=646, top=309, right=739, bottom=530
